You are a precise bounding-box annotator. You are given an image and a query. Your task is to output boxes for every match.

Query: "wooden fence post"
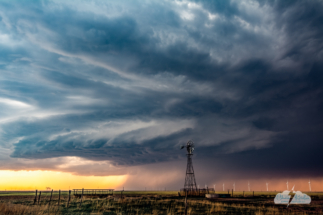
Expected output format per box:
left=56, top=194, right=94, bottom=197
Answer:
left=38, top=191, right=41, bottom=205
left=34, top=190, right=38, bottom=205
left=49, top=189, right=53, bottom=206
left=58, top=190, right=61, bottom=206
left=68, top=190, right=71, bottom=207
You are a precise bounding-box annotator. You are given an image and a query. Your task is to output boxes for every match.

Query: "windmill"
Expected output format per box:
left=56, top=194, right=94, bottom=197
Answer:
left=181, top=140, right=197, bottom=192
left=266, top=182, right=268, bottom=191
left=309, top=180, right=311, bottom=192
left=248, top=181, right=250, bottom=192
left=286, top=180, right=289, bottom=190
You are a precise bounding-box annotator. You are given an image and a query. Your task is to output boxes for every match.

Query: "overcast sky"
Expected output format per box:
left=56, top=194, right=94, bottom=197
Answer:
left=0, top=0, right=323, bottom=190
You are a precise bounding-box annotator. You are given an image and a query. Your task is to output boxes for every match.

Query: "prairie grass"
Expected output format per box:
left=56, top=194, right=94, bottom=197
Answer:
left=0, top=194, right=322, bottom=214
left=0, top=202, right=48, bottom=214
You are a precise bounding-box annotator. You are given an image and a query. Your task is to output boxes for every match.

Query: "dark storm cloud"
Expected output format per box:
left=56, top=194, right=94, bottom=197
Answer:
left=0, top=0, right=322, bottom=179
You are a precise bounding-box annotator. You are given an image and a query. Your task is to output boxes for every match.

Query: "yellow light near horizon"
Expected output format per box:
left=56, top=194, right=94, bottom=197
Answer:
left=0, top=170, right=127, bottom=190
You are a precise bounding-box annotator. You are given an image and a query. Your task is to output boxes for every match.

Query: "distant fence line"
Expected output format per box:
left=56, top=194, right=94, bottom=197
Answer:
left=1, top=190, right=323, bottom=193
left=1, top=189, right=323, bottom=203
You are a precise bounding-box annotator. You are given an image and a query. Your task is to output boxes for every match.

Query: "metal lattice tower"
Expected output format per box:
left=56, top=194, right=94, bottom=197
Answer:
left=181, top=140, right=197, bottom=191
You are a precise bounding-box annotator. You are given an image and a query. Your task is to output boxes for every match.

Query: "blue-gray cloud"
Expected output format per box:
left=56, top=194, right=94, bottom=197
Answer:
left=0, top=0, right=322, bottom=179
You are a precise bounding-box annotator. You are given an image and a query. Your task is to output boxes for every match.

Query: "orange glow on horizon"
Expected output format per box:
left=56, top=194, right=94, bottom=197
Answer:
left=0, top=170, right=127, bottom=190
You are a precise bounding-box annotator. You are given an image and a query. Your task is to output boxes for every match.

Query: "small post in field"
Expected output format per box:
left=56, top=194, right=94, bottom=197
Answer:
left=67, top=190, right=71, bottom=207
left=121, top=187, right=124, bottom=200
left=38, top=191, right=41, bottom=205
left=49, top=189, right=53, bottom=206
left=58, top=190, right=61, bottom=206
left=34, top=190, right=38, bottom=205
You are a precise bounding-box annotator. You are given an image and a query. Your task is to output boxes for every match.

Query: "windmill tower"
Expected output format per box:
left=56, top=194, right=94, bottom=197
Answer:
left=181, top=140, right=197, bottom=192
left=309, top=180, right=311, bottom=192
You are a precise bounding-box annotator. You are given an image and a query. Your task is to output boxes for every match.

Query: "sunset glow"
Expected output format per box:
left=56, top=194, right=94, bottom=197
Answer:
left=0, top=170, right=127, bottom=190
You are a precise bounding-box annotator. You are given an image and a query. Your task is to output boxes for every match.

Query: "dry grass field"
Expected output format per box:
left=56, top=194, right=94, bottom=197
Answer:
left=0, top=191, right=322, bottom=214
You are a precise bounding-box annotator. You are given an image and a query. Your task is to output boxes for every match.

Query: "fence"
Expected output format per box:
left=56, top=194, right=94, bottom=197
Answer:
left=1, top=189, right=323, bottom=200
left=73, top=189, right=114, bottom=197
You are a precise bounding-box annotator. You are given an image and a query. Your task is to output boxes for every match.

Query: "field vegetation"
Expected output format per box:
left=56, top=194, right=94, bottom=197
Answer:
left=0, top=191, right=322, bottom=214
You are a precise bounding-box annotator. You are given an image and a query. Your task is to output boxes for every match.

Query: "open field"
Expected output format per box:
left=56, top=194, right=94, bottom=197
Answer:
left=0, top=191, right=323, bottom=214
left=2, top=190, right=323, bottom=196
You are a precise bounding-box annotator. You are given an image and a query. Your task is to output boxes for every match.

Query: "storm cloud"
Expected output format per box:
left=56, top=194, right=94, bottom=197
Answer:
left=0, top=0, right=323, bottom=188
